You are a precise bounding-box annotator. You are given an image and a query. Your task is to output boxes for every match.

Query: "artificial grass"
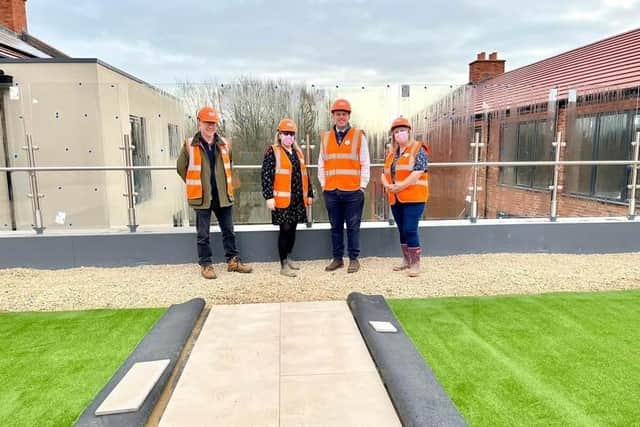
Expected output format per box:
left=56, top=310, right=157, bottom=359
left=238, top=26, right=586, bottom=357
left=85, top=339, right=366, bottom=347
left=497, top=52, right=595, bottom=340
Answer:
left=389, top=290, right=640, bottom=427
left=0, top=308, right=165, bottom=427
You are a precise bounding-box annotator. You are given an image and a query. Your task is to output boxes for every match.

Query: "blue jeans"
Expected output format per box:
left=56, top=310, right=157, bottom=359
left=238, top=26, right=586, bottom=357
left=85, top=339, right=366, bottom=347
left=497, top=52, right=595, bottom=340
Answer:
left=323, top=189, right=365, bottom=260
left=196, top=205, right=238, bottom=265
left=391, top=202, right=425, bottom=248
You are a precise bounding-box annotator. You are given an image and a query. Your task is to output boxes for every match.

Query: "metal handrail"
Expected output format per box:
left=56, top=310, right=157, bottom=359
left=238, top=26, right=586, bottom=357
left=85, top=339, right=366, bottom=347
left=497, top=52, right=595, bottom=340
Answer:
left=3, top=135, right=639, bottom=232
left=2, top=159, right=640, bottom=172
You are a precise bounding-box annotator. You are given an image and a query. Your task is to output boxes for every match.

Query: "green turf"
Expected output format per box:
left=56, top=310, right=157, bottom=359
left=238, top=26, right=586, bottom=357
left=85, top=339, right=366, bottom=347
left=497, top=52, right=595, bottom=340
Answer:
left=0, top=308, right=165, bottom=427
left=389, top=290, right=640, bottom=427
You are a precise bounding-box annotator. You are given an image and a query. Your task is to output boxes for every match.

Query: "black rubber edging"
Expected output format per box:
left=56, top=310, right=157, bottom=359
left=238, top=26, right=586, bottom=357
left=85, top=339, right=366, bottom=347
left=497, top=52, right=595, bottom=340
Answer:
left=347, top=292, right=467, bottom=427
left=73, top=298, right=205, bottom=427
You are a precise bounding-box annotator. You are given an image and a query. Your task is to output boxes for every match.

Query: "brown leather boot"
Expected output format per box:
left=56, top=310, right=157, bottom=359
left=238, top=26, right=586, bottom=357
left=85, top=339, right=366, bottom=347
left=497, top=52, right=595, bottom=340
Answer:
left=347, top=258, right=360, bottom=273
left=393, top=244, right=410, bottom=271
left=201, top=265, right=217, bottom=279
left=324, top=258, right=344, bottom=271
left=227, top=256, right=253, bottom=273
left=407, top=247, right=421, bottom=278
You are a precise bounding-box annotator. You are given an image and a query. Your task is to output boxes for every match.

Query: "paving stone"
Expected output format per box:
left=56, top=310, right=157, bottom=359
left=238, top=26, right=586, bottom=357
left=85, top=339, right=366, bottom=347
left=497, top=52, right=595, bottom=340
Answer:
left=95, top=359, right=170, bottom=416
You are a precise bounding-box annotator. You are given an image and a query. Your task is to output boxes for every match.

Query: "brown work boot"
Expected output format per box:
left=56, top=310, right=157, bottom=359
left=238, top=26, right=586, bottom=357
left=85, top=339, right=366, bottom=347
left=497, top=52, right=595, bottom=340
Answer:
left=393, top=244, right=410, bottom=271
left=324, top=258, right=344, bottom=271
left=227, top=256, right=253, bottom=273
left=200, top=265, right=217, bottom=279
left=347, top=258, right=360, bottom=273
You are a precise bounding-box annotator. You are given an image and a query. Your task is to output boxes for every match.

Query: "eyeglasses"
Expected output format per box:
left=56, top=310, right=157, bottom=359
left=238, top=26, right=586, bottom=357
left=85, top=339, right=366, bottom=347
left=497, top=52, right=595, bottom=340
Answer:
left=281, top=131, right=295, bottom=136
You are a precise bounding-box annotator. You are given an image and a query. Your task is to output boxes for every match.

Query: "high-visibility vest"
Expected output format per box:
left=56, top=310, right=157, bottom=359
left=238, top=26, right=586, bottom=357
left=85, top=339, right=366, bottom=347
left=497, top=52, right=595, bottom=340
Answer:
left=185, top=136, right=234, bottom=201
left=383, top=140, right=429, bottom=205
left=321, top=127, right=363, bottom=191
left=272, top=143, right=309, bottom=208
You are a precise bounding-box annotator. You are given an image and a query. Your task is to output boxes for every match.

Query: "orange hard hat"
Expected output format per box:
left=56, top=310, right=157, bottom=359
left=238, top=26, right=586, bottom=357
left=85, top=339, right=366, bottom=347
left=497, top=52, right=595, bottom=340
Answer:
left=331, top=98, right=352, bottom=113
left=391, top=117, right=411, bottom=131
left=197, top=106, right=220, bottom=123
left=277, top=118, right=297, bottom=133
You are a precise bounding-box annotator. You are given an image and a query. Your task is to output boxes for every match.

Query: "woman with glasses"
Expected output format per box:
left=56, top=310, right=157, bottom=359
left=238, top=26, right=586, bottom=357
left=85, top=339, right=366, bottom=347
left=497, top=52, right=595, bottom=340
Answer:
left=261, top=118, right=314, bottom=277
left=381, top=117, right=430, bottom=277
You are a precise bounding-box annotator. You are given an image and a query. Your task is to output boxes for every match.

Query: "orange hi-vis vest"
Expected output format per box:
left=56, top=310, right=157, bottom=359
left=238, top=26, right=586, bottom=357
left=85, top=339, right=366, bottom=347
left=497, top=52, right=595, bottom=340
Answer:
left=321, top=127, right=363, bottom=191
left=185, top=136, right=234, bottom=202
left=272, top=143, right=309, bottom=208
left=383, top=140, right=429, bottom=205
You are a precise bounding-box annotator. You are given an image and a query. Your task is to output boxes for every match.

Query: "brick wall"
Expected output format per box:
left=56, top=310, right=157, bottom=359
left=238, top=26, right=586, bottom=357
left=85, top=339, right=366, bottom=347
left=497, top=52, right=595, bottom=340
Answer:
left=0, top=0, right=26, bottom=34
left=469, top=52, right=505, bottom=84
left=480, top=95, right=637, bottom=218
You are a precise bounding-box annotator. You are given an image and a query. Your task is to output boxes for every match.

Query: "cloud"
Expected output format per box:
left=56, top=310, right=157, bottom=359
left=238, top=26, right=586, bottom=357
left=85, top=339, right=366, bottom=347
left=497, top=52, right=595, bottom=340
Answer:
left=26, top=0, right=640, bottom=86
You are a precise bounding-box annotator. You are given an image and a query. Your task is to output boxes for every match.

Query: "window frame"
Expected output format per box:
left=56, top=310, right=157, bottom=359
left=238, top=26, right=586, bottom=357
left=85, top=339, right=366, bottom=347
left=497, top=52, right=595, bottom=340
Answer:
left=499, top=119, right=553, bottom=191
left=129, top=115, right=153, bottom=204
left=566, top=110, right=635, bottom=202
left=168, top=123, right=181, bottom=160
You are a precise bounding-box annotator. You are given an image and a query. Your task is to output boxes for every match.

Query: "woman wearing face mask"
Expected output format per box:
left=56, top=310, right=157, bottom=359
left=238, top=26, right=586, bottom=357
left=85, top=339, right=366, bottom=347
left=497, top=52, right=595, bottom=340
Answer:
left=381, top=117, right=429, bottom=277
left=261, top=118, right=314, bottom=277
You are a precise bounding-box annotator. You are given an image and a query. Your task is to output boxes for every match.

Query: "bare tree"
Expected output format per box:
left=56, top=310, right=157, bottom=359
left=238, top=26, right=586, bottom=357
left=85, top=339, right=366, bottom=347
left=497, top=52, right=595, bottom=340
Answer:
left=222, top=77, right=294, bottom=163
left=174, top=77, right=333, bottom=166
left=174, top=79, right=227, bottom=137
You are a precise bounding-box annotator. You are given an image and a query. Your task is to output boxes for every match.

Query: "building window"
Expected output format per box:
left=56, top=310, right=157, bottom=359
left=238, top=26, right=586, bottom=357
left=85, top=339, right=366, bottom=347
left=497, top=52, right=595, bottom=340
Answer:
left=130, top=116, right=152, bottom=203
left=500, top=120, right=553, bottom=189
left=168, top=123, right=181, bottom=159
left=566, top=111, right=635, bottom=201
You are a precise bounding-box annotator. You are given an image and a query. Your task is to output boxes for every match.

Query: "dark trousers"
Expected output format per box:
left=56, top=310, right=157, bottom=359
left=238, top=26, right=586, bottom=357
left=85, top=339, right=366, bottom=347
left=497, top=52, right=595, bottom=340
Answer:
left=323, top=189, right=365, bottom=260
left=196, top=205, right=238, bottom=266
left=391, top=202, right=425, bottom=248
left=278, top=223, right=297, bottom=265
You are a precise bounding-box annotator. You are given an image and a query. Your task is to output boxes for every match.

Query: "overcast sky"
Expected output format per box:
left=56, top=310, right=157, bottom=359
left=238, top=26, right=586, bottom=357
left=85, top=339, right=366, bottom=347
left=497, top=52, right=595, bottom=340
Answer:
left=27, top=0, right=639, bottom=86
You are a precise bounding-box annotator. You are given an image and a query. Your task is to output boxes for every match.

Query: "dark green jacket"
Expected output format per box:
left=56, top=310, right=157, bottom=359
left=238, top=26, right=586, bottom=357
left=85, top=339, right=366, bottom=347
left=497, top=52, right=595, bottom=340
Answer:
left=176, top=132, right=233, bottom=209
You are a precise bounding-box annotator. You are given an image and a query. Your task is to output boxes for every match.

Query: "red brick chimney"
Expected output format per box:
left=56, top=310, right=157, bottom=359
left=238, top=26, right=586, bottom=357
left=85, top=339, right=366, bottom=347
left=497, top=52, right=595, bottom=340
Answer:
left=0, top=0, right=27, bottom=34
left=469, top=51, right=505, bottom=84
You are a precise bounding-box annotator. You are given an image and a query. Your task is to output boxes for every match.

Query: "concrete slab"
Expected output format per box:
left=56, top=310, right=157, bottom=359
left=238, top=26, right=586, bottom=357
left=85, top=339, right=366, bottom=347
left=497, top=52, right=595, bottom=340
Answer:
left=281, top=333, right=376, bottom=376
left=159, top=336, right=279, bottom=426
left=159, top=301, right=401, bottom=426
left=201, top=303, right=280, bottom=339
left=281, top=309, right=359, bottom=336
left=280, top=300, right=351, bottom=313
left=280, top=373, right=401, bottom=427
left=95, top=359, right=170, bottom=416
left=369, top=320, right=398, bottom=333
left=160, top=376, right=279, bottom=427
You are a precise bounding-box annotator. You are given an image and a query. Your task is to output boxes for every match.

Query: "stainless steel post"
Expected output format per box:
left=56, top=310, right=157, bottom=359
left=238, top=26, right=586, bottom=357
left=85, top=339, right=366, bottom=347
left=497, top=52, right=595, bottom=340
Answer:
left=469, top=131, right=483, bottom=223
left=627, top=131, right=640, bottom=219
left=23, top=134, right=44, bottom=233
left=304, top=133, right=313, bottom=228
left=384, top=142, right=394, bottom=225
left=120, top=134, right=138, bottom=232
left=549, top=131, right=566, bottom=221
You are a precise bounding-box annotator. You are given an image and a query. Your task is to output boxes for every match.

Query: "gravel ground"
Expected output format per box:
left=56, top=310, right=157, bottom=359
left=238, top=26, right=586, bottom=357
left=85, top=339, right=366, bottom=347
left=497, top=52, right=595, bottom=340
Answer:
left=2, top=253, right=640, bottom=312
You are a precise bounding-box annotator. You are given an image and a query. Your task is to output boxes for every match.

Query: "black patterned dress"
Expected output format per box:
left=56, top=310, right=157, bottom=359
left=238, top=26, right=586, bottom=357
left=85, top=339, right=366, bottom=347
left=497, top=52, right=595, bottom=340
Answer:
left=261, top=146, right=314, bottom=225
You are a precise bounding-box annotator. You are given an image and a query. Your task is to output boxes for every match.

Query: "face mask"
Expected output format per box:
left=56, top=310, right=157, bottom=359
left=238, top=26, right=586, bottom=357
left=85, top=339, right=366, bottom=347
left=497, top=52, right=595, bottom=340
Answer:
left=281, top=134, right=295, bottom=147
left=394, top=130, right=409, bottom=144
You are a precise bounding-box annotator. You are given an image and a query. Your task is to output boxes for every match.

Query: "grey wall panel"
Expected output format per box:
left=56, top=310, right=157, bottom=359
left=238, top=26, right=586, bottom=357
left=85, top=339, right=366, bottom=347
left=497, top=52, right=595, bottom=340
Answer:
left=1, top=221, right=639, bottom=269
left=72, top=233, right=195, bottom=267
left=0, top=235, right=75, bottom=269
